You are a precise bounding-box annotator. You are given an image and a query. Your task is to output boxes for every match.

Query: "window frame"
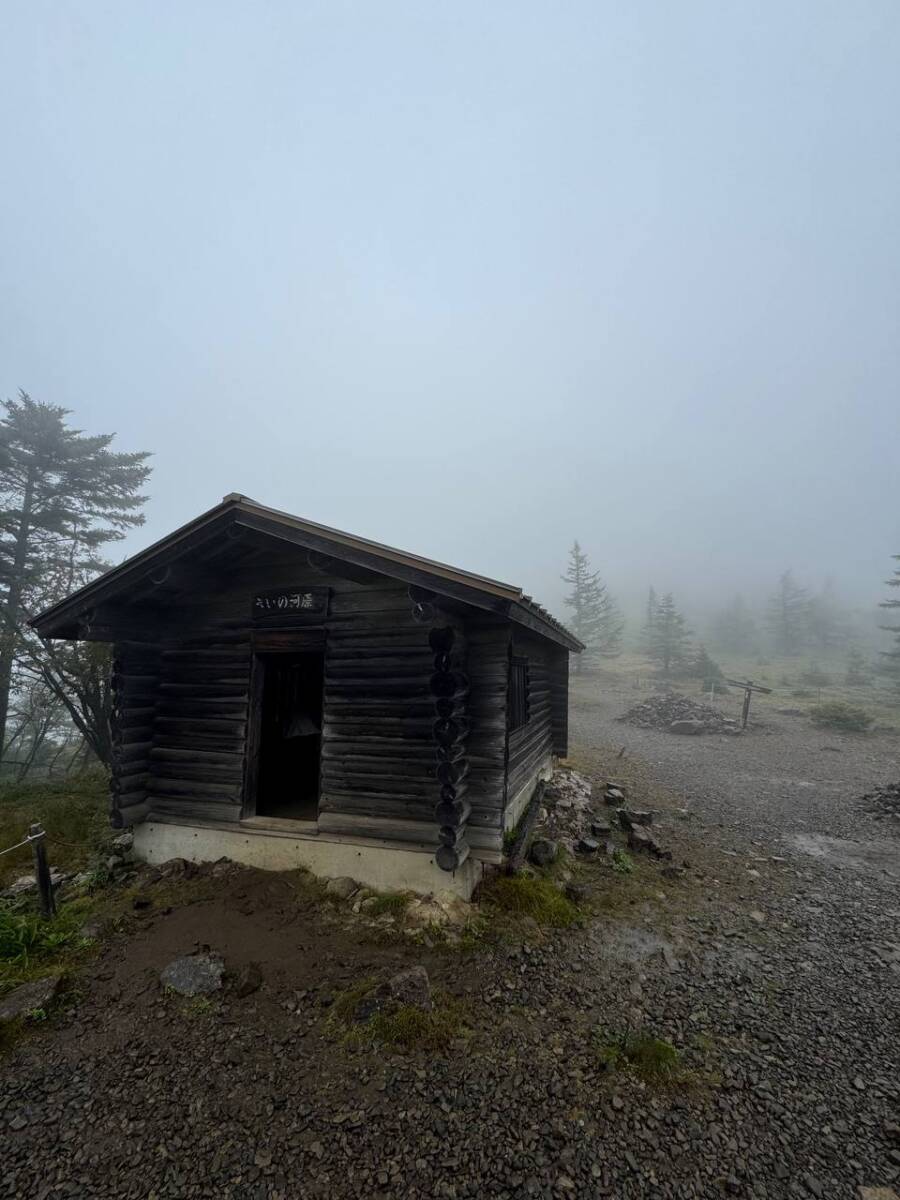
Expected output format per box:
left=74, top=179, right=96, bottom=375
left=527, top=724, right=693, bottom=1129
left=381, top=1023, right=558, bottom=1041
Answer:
left=508, top=655, right=531, bottom=733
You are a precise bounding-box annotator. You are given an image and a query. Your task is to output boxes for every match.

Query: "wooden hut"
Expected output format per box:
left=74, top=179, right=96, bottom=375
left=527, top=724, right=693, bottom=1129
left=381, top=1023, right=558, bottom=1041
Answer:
left=31, top=496, right=582, bottom=898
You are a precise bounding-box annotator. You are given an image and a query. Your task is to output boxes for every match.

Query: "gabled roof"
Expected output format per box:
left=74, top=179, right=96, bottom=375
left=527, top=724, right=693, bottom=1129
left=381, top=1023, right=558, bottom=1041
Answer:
left=30, top=495, right=583, bottom=652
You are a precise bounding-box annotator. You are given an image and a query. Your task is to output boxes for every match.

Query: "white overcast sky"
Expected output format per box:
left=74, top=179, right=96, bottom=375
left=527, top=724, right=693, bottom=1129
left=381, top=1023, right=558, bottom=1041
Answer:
left=2, top=2, right=898, bottom=619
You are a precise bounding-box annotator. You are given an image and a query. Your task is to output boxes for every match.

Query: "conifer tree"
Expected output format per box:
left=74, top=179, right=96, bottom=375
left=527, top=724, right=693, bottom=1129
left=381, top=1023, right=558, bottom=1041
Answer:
left=766, top=570, right=809, bottom=656
left=0, top=393, right=151, bottom=753
left=561, top=541, right=624, bottom=671
left=647, top=592, right=692, bottom=675
left=710, top=594, right=757, bottom=655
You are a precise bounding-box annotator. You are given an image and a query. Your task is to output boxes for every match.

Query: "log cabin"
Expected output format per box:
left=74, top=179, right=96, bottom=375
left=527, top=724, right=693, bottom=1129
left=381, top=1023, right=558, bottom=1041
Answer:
left=31, top=496, right=582, bottom=899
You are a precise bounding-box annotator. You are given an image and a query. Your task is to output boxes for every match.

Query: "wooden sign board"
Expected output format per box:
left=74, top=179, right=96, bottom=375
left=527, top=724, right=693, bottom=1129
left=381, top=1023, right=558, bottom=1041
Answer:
left=252, top=586, right=329, bottom=621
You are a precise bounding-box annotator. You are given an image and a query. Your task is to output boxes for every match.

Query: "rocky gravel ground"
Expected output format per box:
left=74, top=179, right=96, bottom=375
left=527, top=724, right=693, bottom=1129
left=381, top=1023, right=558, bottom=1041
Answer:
left=2, top=681, right=899, bottom=1200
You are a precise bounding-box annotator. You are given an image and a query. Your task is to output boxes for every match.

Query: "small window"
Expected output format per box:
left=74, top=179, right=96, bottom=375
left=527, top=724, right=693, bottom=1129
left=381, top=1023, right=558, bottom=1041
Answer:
left=508, top=657, right=530, bottom=732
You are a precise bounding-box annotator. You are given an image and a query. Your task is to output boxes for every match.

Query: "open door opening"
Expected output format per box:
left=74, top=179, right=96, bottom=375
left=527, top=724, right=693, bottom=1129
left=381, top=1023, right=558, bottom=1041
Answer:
left=255, top=651, right=324, bottom=821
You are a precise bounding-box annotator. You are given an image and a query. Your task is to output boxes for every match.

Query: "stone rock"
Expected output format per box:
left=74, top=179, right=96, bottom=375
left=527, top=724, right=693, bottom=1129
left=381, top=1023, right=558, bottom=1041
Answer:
left=627, top=825, right=671, bottom=860
left=79, top=917, right=108, bottom=941
left=325, top=876, right=359, bottom=900
left=617, top=809, right=653, bottom=830
left=669, top=719, right=705, bottom=735
left=858, top=1189, right=900, bottom=1200
left=604, top=786, right=626, bottom=806
left=565, top=882, right=590, bottom=904
left=749, top=910, right=766, bottom=924
left=232, top=962, right=263, bottom=998
left=160, top=954, right=225, bottom=997
left=111, top=831, right=134, bottom=856
left=6, top=870, right=64, bottom=897
left=387, top=965, right=432, bottom=1010
left=590, top=819, right=612, bottom=837
left=353, top=965, right=432, bottom=1023
left=529, top=838, right=558, bottom=868
left=0, top=974, right=62, bottom=1022
left=577, top=836, right=599, bottom=854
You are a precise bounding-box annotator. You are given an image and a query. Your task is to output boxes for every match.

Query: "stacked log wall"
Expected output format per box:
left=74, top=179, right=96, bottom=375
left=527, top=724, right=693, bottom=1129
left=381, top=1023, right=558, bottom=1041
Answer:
left=147, top=633, right=250, bottom=823
left=110, top=642, right=161, bottom=828
left=548, top=645, right=570, bottom=757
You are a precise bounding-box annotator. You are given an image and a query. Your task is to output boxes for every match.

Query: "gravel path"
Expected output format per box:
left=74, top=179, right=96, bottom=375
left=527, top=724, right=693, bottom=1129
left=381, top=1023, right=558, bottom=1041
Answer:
left=2, top=687, right=899, bottom=1199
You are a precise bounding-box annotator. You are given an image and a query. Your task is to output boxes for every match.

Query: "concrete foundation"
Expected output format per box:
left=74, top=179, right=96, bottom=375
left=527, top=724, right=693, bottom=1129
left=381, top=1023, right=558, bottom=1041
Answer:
left=133, top=820, right=484, bottom=900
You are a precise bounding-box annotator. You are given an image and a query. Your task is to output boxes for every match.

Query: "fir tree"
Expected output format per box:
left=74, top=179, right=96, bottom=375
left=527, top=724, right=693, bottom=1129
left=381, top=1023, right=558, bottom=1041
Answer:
left=647, top=592, right=692, bottom=675
left=561, top=541, right=624, bottom=671
left=692, top=644, right=726, bottom=691
left=710, top=594, right=757, bottom=655
left=844, top=647, right=871, bottom=686
left=640, top=586, right=659, bottom=654
left=879, top=554, right=900, bottom=691
left=766, top=570, right=809, bottom=656
left=0, top=393, right=151, bottom=752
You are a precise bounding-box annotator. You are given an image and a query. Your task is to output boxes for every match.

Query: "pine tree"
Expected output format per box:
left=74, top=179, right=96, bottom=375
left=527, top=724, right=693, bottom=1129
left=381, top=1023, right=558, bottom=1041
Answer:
left=640, top=586, right=659, bottom=653
left=766, top=570, right=809, bottom=656
left=561, top=541, right=624, bottom=671
left=879, top=555, right=900, bottom=691
left=0, top=393, right=152, bottom=752
left=647, top=592, right=692, bottom=675
left=710, top=594, right=757, bottom=655
left=692, top=644, right=726, bottom=691
left=844, top=647, right=871, bottom=686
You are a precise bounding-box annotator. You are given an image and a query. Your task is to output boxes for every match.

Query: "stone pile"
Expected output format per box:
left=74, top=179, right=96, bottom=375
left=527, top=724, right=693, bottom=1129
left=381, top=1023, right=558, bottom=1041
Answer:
left=861, top=781, right=900, bottom=825
left=620, top=693, right=740, bottom=735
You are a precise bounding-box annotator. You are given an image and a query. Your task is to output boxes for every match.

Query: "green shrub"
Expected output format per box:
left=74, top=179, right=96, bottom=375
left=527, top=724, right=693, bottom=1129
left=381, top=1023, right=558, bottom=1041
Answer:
left=808, top=701, right=873, bottom=732
left=612, top=849, right=633, bottom=875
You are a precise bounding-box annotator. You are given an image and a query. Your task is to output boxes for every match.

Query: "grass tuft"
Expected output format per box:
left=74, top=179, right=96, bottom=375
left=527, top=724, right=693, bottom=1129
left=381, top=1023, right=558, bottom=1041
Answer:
left=481, top=874, right=579, bottom=928
left=595, top=1028, right=681, bottom=1079
left=367, top=892, right=411, bottom=917
left=327, top=976, right=468, bottom=1052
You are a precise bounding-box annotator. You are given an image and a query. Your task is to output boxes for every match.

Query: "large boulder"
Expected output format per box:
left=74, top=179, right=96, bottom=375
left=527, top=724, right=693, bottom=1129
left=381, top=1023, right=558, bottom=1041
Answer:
left=160, top=954, right=225, bottom=997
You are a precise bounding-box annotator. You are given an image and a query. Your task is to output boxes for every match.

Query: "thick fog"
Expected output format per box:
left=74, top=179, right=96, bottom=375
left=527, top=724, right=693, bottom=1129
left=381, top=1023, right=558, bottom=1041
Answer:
left=2, top=3, right=898, bottom=632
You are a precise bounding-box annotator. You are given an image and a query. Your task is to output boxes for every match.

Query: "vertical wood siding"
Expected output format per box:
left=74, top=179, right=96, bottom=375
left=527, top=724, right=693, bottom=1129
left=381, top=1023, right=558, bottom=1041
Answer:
left=463, top=617, right=510, bottom=852
left=506, top=629, right=555, bottom=807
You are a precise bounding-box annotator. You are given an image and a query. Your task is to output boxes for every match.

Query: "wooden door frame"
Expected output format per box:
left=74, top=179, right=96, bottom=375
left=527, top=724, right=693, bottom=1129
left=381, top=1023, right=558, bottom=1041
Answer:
left=241, top=630, right=326, bottom=820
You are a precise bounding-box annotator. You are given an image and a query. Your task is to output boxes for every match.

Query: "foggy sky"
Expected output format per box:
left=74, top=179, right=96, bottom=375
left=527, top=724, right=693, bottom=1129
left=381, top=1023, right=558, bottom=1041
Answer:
left=2, top=2, right=899, bottom=624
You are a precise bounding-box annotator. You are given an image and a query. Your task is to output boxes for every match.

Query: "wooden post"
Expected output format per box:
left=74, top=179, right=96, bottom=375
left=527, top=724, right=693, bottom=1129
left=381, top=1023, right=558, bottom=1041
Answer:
left=741, top=686, right=752, bottom=729
left=29, top=823, right=56, bottom=918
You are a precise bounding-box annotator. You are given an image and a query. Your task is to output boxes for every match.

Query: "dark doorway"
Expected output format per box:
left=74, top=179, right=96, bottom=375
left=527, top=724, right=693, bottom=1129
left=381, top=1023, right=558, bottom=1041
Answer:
left=255, top=651, right=324, bottom=820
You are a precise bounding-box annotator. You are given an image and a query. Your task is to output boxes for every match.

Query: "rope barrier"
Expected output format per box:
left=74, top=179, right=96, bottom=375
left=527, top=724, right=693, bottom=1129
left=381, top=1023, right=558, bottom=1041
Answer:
left=0, top=831, right=43, bottom=857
